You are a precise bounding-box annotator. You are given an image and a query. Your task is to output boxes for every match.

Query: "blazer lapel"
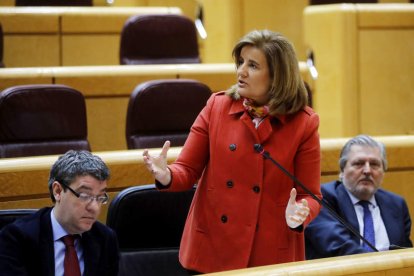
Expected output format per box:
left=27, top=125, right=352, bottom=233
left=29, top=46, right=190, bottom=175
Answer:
left=238, top=110, right=257, bottom=135
left=81, top=231, right=101, bottom=275
left=376, top=192, right=400, bottom=245
left=256, top=117, right=273, bottom=143
left=39, top=208, right=56, bottom=276
left=336, top=184, right=361, bottom=243
left=239, top=111, right=275, bottom=144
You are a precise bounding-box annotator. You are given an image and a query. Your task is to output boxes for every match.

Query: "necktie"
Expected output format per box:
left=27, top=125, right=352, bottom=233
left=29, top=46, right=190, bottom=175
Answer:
left=359, top=201, right=375, bottom=251
left=62, top=235, right=81, bottom=276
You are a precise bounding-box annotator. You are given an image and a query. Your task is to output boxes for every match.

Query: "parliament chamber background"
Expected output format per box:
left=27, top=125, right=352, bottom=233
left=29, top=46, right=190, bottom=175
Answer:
left=1, top=1, right=414, bottom=275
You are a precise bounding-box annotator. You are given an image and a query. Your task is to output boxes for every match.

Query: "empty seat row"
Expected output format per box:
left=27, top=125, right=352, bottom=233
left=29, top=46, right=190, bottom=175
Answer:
left=0, top=78, right=316, bottom=158
left=0, top=80, right=212, bottom=158
left=1, top=12, right=200, bottom=67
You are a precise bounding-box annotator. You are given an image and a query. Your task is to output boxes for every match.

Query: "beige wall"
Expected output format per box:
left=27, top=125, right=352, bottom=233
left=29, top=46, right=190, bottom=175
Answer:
left=304, top=4, right=414, bottom=138
left=242, top=0, right=309, bottom=61
left=198, top=0, right=309, bottom=62
left=110, top=0, right=409, bottom=63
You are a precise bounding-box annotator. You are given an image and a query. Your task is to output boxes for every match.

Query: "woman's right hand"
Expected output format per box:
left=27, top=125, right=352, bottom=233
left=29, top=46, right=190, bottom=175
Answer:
left=142, top=140, right=171, bottom=186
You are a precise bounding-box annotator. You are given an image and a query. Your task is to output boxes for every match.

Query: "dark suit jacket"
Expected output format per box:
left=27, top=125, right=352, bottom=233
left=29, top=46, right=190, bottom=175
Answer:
left=0, top=207, right=119, bottom=275
left=305, top=180, right=412, bottom=259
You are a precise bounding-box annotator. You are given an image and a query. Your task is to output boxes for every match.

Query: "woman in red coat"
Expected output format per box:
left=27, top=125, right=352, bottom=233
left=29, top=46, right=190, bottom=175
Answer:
left=143, top=30, right=322, bottom=274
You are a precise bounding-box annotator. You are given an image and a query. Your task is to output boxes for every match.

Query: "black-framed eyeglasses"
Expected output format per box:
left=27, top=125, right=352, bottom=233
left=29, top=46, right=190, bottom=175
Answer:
left=59, top=182, right=109, bottom=205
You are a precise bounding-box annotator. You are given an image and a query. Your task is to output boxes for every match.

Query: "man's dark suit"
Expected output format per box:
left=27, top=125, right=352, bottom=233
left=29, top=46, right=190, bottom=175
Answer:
left=305, top=180, right=412, bottom=259
left=0, top=207, right=119, bottom=275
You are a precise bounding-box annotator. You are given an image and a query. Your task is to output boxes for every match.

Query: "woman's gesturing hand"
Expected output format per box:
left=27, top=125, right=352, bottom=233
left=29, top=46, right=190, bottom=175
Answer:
left=285, top=188, right=310, bottom=229
left=142, top=140, right=172, bottom=185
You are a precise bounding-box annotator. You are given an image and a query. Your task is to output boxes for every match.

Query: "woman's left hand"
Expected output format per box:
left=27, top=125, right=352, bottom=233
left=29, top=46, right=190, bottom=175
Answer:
left=285, top=188, right=310, bottom=228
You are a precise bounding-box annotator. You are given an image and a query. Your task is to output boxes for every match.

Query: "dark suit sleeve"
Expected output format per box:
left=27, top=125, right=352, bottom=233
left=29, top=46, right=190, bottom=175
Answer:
left=83, top=223, right=120, bottom=276
left=401, top=199, right=413, bottom=248
left=305, top=183, right=368, bottom=259
left=0, top=224, right=30, bottom=275
left=107, top=228, right=120, bottom=276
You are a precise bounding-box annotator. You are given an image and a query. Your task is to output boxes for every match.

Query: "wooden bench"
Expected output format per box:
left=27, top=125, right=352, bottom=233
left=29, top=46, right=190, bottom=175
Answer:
left=0, top=6, right=182, bottom=67
left=1, top=135, right=414, bottom=229
left=0, top=62, right=312, bottom=152
left=0, top=2, right=313, bottom=67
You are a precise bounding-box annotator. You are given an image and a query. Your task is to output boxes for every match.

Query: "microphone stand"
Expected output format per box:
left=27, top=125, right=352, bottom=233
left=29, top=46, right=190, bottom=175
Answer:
left=254, top=144, right=379, bottom=252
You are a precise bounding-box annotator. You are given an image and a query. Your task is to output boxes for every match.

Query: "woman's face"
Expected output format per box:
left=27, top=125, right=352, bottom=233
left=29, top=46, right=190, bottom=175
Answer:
left=236, top=45, right=271, bottom=105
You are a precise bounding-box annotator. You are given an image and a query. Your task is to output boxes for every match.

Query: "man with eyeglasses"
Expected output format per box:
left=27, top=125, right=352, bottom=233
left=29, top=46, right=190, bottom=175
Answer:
left=0, top=150, right=119, bottom=275
left=305, top=135, right=412, bottom=259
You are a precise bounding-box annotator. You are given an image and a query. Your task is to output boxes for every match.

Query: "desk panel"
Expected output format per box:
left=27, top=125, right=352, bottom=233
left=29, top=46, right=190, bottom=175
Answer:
left=62, top=34, right=120, bottom=66
left=0, top=8, right=59, bottom=33
left=1, top=136, right=414, bottom=227
left=204, top=248, right=414, bottom=275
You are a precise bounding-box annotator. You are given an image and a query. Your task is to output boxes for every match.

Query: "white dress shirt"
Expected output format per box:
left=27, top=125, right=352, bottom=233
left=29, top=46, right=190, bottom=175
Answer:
left=345, top=190, right=390, bottom=251
left=51, top=208, right=85, bottom=276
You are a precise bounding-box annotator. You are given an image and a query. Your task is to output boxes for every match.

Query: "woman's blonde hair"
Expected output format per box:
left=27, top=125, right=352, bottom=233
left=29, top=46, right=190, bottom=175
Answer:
left=227, top=30, right=308, bottom=116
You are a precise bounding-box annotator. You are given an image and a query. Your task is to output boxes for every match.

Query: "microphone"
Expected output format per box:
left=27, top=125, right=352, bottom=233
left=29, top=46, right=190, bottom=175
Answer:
left=254, top=144, right=379, bottom=252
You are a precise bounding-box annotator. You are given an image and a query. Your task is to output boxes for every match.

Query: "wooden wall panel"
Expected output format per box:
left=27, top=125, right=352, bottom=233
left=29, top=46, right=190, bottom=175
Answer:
left=304, top=4, right=414, bottom=138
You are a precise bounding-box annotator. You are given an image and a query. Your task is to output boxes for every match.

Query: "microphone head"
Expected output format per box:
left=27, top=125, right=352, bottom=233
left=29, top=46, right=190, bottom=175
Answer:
left=254, top=144, right=263, bottom=153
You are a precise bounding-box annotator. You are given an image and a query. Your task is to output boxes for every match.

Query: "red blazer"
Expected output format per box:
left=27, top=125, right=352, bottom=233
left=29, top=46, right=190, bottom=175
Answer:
left=166, top=92, right=321, bottom=273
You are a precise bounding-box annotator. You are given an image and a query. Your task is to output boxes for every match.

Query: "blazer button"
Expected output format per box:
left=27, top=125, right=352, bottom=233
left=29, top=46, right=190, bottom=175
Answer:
left=226, top=180, right=234, bottom=188
left=229, top=144, right=237, bottom=151
left=253, top=186, right=260, bottom=193
left=221, top=215, right=228, bottom=223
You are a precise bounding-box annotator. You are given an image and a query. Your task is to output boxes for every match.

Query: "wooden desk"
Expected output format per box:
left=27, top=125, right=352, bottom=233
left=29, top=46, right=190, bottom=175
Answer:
left=204, top=248, right=414, bottom=275
left=0, top=7, right=182, bottom=67
left=304, top=4, right=414, bottom=138
left=1, top=135, right=413, bottom=227
left=0, top=62, right=311, bottom=151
